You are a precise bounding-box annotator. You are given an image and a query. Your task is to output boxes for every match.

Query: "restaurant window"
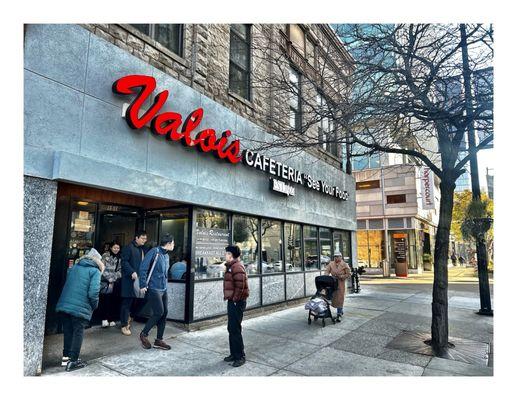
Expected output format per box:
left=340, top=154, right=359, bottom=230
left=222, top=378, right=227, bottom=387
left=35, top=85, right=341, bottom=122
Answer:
left=333, top=230, right=352, bottom=265
left=194, top=209, right=230, bottom=280
left=229, top=24, right=251, bottom=100
left=284, top=223, right=302, bottom=272
left=66, top=201, right=98, bottom=266
left=304, top=225, right=319, bottom=270
left=160, top=209, right=189, bottom=281
left=356, top=180, right=381, bottom=190
left=261, top=219, right=283, bottom=274
left=319, top=227, right=332, bottom=270
left=130, top=24, right=184, bottom=56
left=233, top=215, right=260, bottom=276
left=386, top=194, right=406, bottom=204
left=289, top=67, right=302, bottom=132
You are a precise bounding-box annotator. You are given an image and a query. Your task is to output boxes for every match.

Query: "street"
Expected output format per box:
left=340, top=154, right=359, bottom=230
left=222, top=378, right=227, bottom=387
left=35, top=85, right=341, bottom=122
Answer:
left=42, top=267, right=493, bottom=377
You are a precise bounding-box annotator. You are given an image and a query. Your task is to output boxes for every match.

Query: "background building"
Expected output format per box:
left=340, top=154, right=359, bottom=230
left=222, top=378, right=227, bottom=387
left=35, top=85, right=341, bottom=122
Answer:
left=352, top=148, right=441, bottom=276
left=24, top=24, right=356, bottom=375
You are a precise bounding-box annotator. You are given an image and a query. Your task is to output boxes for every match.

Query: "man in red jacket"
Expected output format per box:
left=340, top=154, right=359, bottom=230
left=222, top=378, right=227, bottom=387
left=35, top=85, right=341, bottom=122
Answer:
left=223, top=245, right=249, bottom=367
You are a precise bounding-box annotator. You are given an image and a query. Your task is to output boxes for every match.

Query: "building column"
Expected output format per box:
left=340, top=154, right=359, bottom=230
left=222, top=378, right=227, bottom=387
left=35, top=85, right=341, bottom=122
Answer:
left=24, top=176, right=57, bottom=376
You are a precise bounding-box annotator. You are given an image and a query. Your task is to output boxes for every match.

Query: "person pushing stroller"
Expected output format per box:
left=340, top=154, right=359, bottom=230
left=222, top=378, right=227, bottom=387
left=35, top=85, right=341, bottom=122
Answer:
left=324, top=251, right=351, bottom=322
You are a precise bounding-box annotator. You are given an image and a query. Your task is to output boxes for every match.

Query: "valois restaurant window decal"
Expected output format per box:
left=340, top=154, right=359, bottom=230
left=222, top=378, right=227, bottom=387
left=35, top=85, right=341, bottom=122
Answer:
left=113, top=74, right=349, bottom=201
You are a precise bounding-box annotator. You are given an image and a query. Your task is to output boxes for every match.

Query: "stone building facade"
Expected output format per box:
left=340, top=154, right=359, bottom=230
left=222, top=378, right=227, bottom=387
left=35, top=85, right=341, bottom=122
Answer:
left=24, top=24, right=356, bottom=375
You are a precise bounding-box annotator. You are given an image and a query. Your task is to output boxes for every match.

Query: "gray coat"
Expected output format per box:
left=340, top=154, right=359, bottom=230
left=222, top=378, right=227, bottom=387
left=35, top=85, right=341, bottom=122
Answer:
left=100, top=252, right=122, bottom=291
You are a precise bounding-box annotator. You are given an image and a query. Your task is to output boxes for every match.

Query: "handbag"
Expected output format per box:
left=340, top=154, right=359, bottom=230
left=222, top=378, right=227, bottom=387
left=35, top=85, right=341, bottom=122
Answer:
left=101, top=282, right=114, bottom=295
left=133, top=252, right=160, bottom=298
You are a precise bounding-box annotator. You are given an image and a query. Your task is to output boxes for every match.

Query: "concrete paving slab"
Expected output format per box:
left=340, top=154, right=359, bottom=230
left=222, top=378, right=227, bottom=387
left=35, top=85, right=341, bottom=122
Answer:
left=269, top=369, right=306, bottom=376
left=376, top=349, right=432, bottom=368
left=285, top=347, right=424, bottom=376
left=385, top=302, right=433, bottom=317
left=344, top=297, right=400, bottom=311
left=245, top=317, right=351, bottom=347
left=43, top=361, right=126, bottom=376
left=178, top=326, right=321, bottom=369
left=329, top=331, right=395, bottom=358
left=42, top=321, right=186, bottom=369
left=422, top=368, right=463, bottom=376
left=426, top=357, right=493, bottom=376
left=98, top=339, right=277, bottom=376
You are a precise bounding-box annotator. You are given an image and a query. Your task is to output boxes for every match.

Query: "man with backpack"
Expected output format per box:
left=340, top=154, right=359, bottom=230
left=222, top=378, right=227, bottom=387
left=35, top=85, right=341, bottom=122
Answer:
left=138, top=235, right=174, bottom=350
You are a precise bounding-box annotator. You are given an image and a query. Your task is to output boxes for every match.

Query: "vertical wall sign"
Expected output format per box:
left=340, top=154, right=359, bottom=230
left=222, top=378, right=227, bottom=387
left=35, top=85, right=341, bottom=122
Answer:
left=420, top=167, right=435, bottom=210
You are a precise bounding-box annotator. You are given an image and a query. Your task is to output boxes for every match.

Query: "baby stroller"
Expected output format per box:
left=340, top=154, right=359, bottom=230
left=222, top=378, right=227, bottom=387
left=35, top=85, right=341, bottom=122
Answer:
left=304, top=275, right=337, bottom=327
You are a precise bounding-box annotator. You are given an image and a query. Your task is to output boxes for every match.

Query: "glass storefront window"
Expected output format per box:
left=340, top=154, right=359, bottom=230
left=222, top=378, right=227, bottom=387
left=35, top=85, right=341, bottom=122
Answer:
left=319, top=228, right=332, bottom=270
left=284, top=223, right=302, bottom=272
left=67, top=201, right=97, bottom=266
left=233, top=215, right=260, bottom=276
left=333, top=230, right=352, bottom=265
left=161, top=209, right=189, bottom=281
left=357, top=230, right=384, bottom=268
left=261, top=219, right=283, bottom=274
left=304, top=225, right=319, bottom=270
left=194, top=209, right=230, bottom=280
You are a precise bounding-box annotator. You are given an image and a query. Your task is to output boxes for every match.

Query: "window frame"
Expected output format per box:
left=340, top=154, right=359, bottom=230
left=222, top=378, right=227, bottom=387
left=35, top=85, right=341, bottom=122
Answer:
left=289, top=66, right=302, bottom=132
left=129, top=24, right=184, bottom=57
left=229, top=24, right=252, bottom=101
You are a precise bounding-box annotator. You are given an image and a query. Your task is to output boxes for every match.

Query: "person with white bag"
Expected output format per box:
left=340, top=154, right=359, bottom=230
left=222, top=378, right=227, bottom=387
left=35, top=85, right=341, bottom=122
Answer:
left=138, top=235, right=175, bottom=350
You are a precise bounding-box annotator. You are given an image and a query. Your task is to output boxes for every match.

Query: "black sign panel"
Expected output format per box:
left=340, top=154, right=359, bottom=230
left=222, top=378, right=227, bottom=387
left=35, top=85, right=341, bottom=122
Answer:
left=195, top=227, right=230, bottom=258
left=394, top=237, right=407, bottom=263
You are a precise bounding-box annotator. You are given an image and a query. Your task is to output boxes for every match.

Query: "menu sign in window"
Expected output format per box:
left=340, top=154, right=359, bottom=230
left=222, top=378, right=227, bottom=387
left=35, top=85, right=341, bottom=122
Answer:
left=393, top=234, right=407, bottom=263
left=195, top=228, right=230, bottom=258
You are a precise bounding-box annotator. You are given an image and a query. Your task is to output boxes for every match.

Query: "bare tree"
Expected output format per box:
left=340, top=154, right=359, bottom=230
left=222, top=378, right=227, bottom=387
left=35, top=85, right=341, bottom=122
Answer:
left=239, top=23, right=493, bottom=351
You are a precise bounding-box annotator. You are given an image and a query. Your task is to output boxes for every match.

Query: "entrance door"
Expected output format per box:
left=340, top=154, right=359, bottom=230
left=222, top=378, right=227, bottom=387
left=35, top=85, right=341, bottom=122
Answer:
left=95, top=211, right=140, bottom=251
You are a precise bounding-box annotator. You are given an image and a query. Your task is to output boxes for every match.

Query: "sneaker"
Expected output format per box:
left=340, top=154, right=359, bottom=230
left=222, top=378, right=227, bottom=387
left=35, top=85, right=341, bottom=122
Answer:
left=232, top=358, right=246, bottom=368
left=153, top=339, right=171, bottom=350
left=223, top=355, right=234, bottom=362
left=66, top=359, right=87, bottom=372
left=101, top=320, right=109, bottom=328
left=121, top=326, right=131, bottom=336
left=109, top=321, right=116, bottom=327
left=61, top=356, right=70, bottom=367
left=139, top=332, right=152, bottom=349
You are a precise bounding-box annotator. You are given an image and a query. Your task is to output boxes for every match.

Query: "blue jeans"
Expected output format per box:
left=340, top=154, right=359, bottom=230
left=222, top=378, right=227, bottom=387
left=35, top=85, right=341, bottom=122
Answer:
left=337, top=307, right=343, bottom=315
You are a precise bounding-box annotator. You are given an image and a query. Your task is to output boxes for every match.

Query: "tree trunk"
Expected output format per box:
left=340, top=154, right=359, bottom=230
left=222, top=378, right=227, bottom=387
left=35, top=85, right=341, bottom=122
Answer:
left=431, top=177, right=455, bottom=351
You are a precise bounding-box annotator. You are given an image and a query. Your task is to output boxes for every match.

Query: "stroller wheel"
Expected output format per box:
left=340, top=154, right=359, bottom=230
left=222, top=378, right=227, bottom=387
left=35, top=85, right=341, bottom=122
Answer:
left=322, top=319, right=326, bottom=327
left=308, top=316, right=312, bottom=325
left=332, top=318, right=336, bottom=324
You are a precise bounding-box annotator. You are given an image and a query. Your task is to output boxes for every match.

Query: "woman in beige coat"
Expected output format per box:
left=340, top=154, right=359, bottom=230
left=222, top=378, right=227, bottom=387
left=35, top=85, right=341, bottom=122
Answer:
left=324, top=251, right=351, bottom=322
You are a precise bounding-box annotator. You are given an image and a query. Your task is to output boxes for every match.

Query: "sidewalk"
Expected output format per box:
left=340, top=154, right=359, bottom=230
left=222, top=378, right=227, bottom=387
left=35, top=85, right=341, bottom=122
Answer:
left=42, top=281, right=493, bottom=377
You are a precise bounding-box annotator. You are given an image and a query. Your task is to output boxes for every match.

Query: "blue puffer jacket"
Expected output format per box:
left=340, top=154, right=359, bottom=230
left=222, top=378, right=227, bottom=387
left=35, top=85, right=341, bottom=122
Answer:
left=139, top=246, right=169, bottom=292
left=56, top=258, right=101, bottom=320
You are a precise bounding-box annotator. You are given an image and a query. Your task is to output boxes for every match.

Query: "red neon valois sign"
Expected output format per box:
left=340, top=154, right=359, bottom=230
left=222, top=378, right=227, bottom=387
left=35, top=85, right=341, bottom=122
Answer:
left=112, top=75, right=241, bottom=164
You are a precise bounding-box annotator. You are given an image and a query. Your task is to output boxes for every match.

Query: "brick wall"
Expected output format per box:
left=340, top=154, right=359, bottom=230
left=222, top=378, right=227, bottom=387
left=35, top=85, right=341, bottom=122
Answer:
left=82, top=23, right=352, bottom=170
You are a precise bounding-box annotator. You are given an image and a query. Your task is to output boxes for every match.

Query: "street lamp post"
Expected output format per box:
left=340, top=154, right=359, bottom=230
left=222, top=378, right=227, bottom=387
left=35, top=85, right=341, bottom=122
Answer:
left=460, top=24, right=493, bottom=316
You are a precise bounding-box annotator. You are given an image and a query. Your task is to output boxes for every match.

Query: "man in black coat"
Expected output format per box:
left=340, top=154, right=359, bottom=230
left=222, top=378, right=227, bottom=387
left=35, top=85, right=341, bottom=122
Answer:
left=120, top=230, right=148, bottom=336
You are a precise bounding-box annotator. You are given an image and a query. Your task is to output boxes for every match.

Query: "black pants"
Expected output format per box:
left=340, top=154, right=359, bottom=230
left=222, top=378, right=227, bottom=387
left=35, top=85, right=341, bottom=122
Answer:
left=142, top=289, right=168, bottom=340
left=120, top=296, right=145, bottom=327
left=227, top=300, right=246, bottom=360
left=98, top=282, right=120, bottom=321
left=61, top=313, right=88, bottom=361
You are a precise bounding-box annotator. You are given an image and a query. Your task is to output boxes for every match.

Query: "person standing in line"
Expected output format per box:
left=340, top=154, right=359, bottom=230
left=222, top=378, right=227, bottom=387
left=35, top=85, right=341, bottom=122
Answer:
left=169, top=253, right=188, bottom=280
left=138, top=235, right=174, bottom=350
left=99, top=241, right=122, bottom=327
left=56, top=248, right=105, bottom=371
left=222, top=245, right=249, bottom=367
left=324, top=251, right=351, bottom=322
left=120, top=230, right=148, bottom=336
